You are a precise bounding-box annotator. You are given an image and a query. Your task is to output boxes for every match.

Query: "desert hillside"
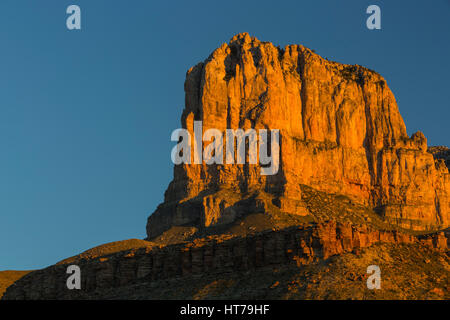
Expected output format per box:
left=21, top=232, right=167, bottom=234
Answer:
left=0, top=271, right=31, bottom=299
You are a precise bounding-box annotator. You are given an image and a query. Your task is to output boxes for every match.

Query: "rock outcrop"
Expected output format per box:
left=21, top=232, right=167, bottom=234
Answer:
left=3, top=222, right=447, bottom=300
left=2, top=34, right=449, bottom=299
left=146, top=33, right=449, bottom=238
left=429, top=146, right=450, bottom=170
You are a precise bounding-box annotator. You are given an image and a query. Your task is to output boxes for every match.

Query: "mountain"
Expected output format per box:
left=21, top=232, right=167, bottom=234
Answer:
left=2, top=33, right=449, bottom=300
left=147, top=32, right=449, bottom=239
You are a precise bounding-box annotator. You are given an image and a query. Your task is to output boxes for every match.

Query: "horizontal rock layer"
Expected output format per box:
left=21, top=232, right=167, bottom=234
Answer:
left=3, top=222, right=447, bottom=300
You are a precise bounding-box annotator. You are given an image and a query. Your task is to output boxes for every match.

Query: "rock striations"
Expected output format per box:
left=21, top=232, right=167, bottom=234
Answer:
left=147, top=33, right=449, bottom=238
left=3, top=222, right=447, bottom=300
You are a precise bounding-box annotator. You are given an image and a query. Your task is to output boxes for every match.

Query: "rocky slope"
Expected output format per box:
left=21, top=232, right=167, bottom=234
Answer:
left=147, top=33, right=449, bottom=239
left=2, top=221, right=448, bottom=300
left=105, top=243, right=447, bottom=300
left=0, top=271, right=31, bottom=299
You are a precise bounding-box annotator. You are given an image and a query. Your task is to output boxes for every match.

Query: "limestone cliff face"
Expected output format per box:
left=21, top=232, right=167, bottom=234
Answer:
left=147, top=33, right=449, bottom=238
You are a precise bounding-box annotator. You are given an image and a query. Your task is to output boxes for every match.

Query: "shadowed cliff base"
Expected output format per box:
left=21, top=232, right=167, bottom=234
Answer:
left=43, top=243, right=448, bottom=300
left=149, top=184, right=444, bottom=246
left=2, top=220, right=448, bottom=300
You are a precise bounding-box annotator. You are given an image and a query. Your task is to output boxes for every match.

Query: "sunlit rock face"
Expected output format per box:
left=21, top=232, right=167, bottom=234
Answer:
left=146, top=33, right=449, bottom=238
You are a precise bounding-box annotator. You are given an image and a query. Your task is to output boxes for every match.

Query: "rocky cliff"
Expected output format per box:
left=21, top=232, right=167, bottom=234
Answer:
left=147, top=33, right=449, bottom=238
left=2, top=33, right=449, bottom=301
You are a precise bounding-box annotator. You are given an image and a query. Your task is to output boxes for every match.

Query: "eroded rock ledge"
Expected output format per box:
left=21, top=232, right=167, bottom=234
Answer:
left=3, top=221, right=447, bottom=300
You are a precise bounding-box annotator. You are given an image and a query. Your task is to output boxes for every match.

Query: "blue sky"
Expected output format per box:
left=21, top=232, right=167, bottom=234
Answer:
left=0, top=0, right=449, bottom=270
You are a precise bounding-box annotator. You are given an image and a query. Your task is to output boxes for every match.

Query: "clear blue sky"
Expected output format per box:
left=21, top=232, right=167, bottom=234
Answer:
left=0, top=0, right=448, bottom=270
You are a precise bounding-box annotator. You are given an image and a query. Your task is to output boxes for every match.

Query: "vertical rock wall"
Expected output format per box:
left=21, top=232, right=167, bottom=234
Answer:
left=147, top=33, right=449, bottom=238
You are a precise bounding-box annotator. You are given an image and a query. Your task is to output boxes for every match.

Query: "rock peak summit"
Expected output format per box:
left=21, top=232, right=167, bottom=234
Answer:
left=146, top=33, right=449, bottom=239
